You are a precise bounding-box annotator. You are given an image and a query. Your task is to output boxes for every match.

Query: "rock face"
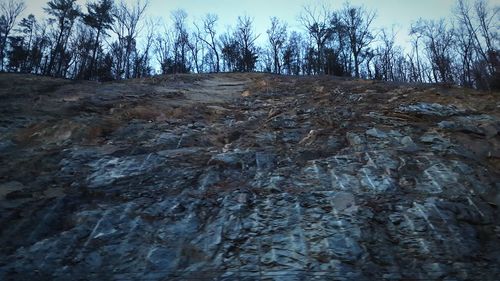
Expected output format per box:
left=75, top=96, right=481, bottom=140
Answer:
left=0, top=73, right=499, bottom=280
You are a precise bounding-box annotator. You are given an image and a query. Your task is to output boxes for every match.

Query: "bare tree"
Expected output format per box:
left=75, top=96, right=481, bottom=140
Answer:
left=195, top=13, right=220, bottom=72
left=29, top=17, right=49, bottom=74
left=363, top=48, right=375, bottom=78
left=82, top=0, right=114, bottom=79
left=340, top=2, right=376, bottom=78
left=409, top=27, right=425, bottom=82
left=111, top=0, right=148, bottom=79
left=220, top=29, right=238, bottom=72
left=234, top=15, right=259, bottom=72
left=133, top=17, right=156, bottom=77
left=44, top=0, right=81, bottom=77
left=266, top=17, right=287, bottom=74
left=411, top=19, right=455, bottom=83
left=454, top=19, right=476, bottom=87
left=375, top=28, right=397, bottom=81
left=9, top=13, right=37, bottom=72
left=170, top=9, right=190, bottom=73
left=0, top=0, right=25, bottom=71
left=299, top=5, right=332, bottom=74
left=188, top=29, right=201, bottom=73
left=282, top=31, right=302, bottom=75
left=455, top=0, right=499, bottom=89
left=68, top=22, right=93, bottom=79
left=153, top=23, right=171, bottom=74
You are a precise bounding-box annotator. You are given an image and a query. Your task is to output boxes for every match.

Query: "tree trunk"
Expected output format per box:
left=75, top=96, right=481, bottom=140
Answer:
left=89, top=28, right=101, bottom=79
left=354, top=53, right=359, bottom=78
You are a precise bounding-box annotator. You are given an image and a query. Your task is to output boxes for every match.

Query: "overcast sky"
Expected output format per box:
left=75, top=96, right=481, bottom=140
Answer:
left=24, top=0, right=458, bottom=47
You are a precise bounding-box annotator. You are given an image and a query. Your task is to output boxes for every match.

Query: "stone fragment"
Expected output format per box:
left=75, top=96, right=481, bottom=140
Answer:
left=366, top=128, right=388, bottom=138
left=346, top=132, right=363, bottom=146
left=398, top=102, right=466, bottom=116
left=86, top=153, right=162, bottom=188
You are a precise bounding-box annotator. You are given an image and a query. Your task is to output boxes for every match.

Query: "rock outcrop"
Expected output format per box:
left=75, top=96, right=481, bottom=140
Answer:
left=0, top=73, right=499, bottom=280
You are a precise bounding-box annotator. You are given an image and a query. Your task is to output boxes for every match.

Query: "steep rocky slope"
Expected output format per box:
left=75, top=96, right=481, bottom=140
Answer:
left=0, top=73, right=499, bottom=280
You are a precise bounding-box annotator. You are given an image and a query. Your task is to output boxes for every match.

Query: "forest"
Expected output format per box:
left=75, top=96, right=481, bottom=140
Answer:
left=0, top=0, right=498, bottom=90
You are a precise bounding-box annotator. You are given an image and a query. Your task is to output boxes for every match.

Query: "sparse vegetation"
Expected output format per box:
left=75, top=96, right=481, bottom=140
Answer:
left=0, top=0, right=498, bottom=89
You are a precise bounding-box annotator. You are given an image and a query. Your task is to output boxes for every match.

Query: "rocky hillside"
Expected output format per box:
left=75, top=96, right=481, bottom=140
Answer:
left=0, top=73, right=499, bottom=280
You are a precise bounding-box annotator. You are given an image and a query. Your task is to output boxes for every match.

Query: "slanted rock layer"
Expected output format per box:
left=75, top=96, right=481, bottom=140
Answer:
left=0, top=73, right=499, bottom=280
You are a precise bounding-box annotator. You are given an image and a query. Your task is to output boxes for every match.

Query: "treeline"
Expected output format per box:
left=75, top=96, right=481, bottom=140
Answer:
left=0, top=0, right=498, bottom=89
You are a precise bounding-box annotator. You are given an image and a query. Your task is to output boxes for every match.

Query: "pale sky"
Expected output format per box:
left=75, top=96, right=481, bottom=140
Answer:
left=24, top=0, right=458, bottom=48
